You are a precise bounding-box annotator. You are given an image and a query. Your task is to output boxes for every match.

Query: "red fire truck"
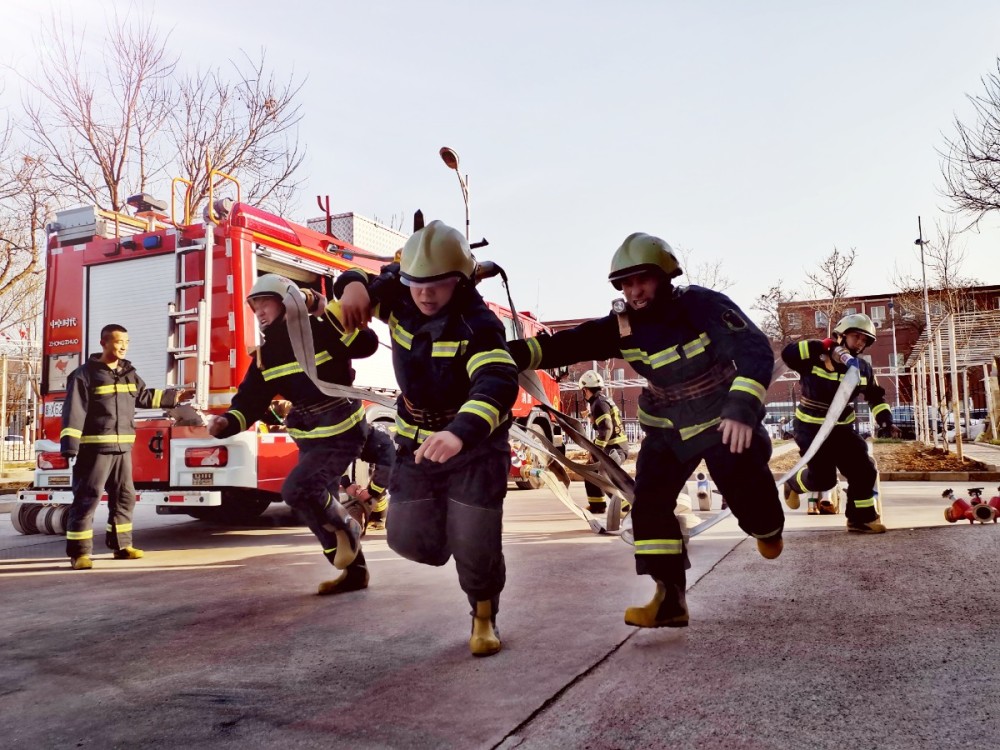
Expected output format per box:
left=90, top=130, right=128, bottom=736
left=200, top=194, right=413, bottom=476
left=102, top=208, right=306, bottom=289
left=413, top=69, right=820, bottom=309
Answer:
left=14, top=176, right=562, bottom=534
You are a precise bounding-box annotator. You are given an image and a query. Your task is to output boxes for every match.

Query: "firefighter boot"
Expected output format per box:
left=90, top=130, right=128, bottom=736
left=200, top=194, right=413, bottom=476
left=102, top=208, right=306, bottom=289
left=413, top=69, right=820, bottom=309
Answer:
left=469, top=599, right=502, bottom=657
left=70, top=555, right=93, bottom=570
left=587, top=499, right=607, bottom=514
left=113, top=547, right=144, bottom=560
left=318, top=551, right=370, bottom=596
left=321, top=500, right=363, bottom=569
left=847, top=518, right=887, bottom=534
left=756, top=535, right=784, bottom=559
left=624, top=580, right=689, bottom=628
left=783, top=481, right=800, bottom=510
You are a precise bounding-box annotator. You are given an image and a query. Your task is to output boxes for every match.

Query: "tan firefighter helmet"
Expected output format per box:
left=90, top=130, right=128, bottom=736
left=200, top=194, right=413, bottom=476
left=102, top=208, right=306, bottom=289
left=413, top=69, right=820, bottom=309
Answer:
left=247, top=274, right=295, bottom=303
left=608, top=232, right=683, bottom=289
left=833, top=313, right=877, bottom=344
left=399, top=220, right=476, bottom=285
left=579, top=370, right=604, bottom=389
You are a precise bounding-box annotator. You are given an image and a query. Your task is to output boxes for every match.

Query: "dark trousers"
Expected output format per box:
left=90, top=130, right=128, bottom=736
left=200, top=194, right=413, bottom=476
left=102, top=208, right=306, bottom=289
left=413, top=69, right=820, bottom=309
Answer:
left=584, top=445, right=628, bottom=503
left=283, top=423, right=367, bottom=560
left=359, top=427, right=395, bottom=515
left=631, top=426, right=784, bottom=586
left=790, top=424, right=879, bottom=523
left=66, top=449, right=136, bottom=558
left=386, top=437, right=508, bottom=609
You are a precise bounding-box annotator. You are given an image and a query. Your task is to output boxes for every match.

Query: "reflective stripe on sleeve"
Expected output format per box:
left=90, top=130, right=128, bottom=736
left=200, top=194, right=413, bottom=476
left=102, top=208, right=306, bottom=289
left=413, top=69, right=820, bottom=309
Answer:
left=730, top=376, right=766, bottom=403
left=458, top=399, right=502, bottom=431
left=525, top=337, right=543, bottom=369
left=61, top=427, right=82, bottom=439
left=466, top=349, right=516, bottom=377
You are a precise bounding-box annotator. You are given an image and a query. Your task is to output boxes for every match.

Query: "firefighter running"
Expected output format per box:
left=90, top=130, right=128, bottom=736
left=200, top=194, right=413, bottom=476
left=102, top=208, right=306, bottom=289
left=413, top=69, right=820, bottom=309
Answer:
left=206, top=274, right=394, bottom=595
left=780, top=313, right=895, bottom=533
left=337, top=219, right=519, bottom=657
left=577, top=370, right=631, bottom=515
left=507, top=233, right=785, bottom=628
left=60, top=324, right=190, bottom=570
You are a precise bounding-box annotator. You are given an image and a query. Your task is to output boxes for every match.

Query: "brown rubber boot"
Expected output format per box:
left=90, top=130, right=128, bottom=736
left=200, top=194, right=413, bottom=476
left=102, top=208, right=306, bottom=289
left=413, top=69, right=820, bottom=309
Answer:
left=624, top=581, right=689, bottom=628
left=756, top=536, right=784, bottom=559
left=783, top=482, right=800, bottom=510
left=318, top=555, right=370, bottom=596
left=470, top=600, right=502, bottom=657
left=847, top=519, right=887, bottom=534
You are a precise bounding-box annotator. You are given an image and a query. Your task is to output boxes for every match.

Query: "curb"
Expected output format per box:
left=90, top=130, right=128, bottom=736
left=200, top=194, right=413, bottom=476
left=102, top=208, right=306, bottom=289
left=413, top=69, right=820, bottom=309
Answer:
left=772, top=471, right=1000, bottom=483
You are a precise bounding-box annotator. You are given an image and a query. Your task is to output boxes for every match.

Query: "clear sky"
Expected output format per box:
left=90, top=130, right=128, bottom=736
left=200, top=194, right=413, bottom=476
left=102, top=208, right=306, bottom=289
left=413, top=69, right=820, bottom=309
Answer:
left=3, top=0, right=1000, bottom=323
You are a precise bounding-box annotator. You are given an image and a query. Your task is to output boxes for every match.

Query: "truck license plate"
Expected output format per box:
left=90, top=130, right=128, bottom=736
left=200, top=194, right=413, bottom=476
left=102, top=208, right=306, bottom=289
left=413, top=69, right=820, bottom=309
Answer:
left=192, top=472, right=213, bottom=486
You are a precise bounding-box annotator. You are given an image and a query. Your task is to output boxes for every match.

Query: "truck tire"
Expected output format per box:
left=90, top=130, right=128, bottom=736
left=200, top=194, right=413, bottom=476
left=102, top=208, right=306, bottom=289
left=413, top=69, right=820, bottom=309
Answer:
left=514, top=420, right=551, bottom=491
left=187, top=491, right=273, bottom=525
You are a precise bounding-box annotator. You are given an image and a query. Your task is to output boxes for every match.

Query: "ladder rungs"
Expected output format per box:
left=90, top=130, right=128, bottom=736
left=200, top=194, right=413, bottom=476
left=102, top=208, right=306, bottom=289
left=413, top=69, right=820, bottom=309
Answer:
left=176, top=280, right=205, bottom=289
left=176, top=242, right=206, bottom=255
left=168, top=308, right=198, bottom=317
left=171, top=352, right=198, bottom=360
left=171, top=316, right=199, bottom=325
left=168, top=345, right=197, bottom=354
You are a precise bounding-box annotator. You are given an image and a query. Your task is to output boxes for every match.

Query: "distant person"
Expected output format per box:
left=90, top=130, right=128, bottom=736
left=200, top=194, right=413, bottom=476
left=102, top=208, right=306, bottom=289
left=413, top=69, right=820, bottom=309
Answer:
left=780, top=314, right=896, bottom=533
left=577, top=370, right=631, bottom=515
left=61, top=324, right=191, bottom=570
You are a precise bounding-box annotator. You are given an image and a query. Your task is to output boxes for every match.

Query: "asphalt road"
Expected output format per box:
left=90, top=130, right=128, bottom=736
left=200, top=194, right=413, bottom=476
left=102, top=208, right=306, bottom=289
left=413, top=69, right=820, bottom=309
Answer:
left=1, top=480, right=998, bottom=749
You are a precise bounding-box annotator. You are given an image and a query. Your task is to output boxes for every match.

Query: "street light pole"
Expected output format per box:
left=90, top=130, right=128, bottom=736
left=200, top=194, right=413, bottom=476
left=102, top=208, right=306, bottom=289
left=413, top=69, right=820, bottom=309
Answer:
left=889, top=298, right=900, bottom=408
left=439, top=146, right=470, bottom=240
left=916, top=216, right=941, bottom=447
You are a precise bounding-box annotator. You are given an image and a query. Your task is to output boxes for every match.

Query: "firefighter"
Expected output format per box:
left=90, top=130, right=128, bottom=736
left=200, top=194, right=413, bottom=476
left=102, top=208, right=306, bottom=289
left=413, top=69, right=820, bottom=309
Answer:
left=506, top=233, right=784, bottom=629
left=341, top=427, right=394, bottom=532
left=60, top=324, right=190, bottom=570
left=206, top=274, right=392, bottom=595
left=336, top=219, right=518, bottom=657
left=781, top=313, right=894, bottom=533
left=577, top=370, right=631, bottom=514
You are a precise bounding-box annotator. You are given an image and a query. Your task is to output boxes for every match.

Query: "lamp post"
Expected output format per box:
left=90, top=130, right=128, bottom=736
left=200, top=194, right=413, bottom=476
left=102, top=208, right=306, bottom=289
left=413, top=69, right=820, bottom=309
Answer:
left=439, top=146, right=470, bottom=240
left=888, top=298, right=900, bottom=408
left=915, top=216, right=941, bottom=447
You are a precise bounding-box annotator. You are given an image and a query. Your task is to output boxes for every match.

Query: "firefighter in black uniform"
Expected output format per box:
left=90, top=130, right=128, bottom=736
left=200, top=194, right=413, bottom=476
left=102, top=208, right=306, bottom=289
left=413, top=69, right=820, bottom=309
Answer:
left=507, top=233, right=784, bottom=628
left=781, top=313, right=894, bottom=533
left=61, top=324, right=189, bottom=570
left=336, top=219, right=519, bottom=657
left=206, top=274, right=394, bottom=595
left=577, top=369, right=630, bottom=514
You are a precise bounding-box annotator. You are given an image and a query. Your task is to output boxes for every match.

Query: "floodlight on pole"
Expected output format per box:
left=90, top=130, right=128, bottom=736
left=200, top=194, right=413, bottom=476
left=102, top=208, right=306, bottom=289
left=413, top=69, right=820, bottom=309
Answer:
left=439, top=146, right=470, bottom=240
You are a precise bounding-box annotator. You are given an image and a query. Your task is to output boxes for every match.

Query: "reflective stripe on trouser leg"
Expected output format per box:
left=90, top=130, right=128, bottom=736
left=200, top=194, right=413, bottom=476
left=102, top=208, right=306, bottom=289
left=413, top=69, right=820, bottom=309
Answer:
left=385, top=455, right=450, bottom=566
left=705, top=425, right=784, bottom=540
left=104, top=452, right=136, bottom=551
left=833, top=427, right=879, bottom=523
left=66, top=450, right=115, bottom=558
left=631, top=432, right=696, bottom=585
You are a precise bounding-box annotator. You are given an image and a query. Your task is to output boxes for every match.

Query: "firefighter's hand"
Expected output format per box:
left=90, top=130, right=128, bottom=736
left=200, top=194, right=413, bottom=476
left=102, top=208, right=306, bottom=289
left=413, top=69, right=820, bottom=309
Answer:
left=344, top=483, right=372, bottom=502
left=719, top=419, right=753, bottom=454
left=339, top=281, right=372, bottom=331
left=176, top=388, right=195, bottom=403
left=414, top=431, right=463, bottom=464
left=206, top=415, right=228, bottom=437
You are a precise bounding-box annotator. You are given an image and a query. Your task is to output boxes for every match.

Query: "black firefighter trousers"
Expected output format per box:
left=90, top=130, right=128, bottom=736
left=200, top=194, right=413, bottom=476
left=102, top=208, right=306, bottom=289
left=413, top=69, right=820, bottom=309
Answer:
left=386, top=436, right=509, bottom=612
left=631, top=426, right=784, bottom=587
left=790, top=423, right=879, bottom=524
left=66, top=448, right=137, bottom=558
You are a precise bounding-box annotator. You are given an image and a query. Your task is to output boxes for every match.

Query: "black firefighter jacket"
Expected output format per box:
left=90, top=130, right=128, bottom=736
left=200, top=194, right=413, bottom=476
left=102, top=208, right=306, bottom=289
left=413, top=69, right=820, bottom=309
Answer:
left=60, top=355, right=181, bottom=456
left=334, top=265, right=519, bottom=455
left=508, top=285, right=774, bottom=461
left=216, top=314, right=378, bottom=442
left=781, top=339, right=892, bottom=431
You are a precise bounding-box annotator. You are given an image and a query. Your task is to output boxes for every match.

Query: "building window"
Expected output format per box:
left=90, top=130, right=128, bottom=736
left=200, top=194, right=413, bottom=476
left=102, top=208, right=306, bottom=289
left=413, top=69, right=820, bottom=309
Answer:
left=890, top=353, right=905, bottom=371
left=843, top=307, right=857, bottom=316
left=994, top=297, right=1000, bottom=310
left=815, top=310, right=829, bottom=329
left=869, top=305, right=886, bottom=322
left=787, top=311, right=802, bottom=330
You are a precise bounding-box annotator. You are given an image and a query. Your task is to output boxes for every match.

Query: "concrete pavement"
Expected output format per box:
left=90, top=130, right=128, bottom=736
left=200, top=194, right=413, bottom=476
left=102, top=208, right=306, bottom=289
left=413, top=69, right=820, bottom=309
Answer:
left=2, top=478, right=999, bottom=748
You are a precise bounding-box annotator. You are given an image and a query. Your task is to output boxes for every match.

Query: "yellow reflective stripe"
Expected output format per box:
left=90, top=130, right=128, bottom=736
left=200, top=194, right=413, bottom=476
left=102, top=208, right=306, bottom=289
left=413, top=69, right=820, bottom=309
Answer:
left=262, top=361, right=304, bottom=381
left=370, top=482, right=386, bottom=494
left=79, top=434, right=137, bottom=444
left=106, top=523, right=133, bottom=533
left=372, top=497, right=388, bottom=513
left=395, top=415, right=435, bottom=444
left=854, top=497, right=876, bottom=509
left=595, top=413, right=612, bottom=425
left=459, top=399, right=502, bottom=431
left=649, top=346, right=681, bottom=369
left=792, top=467, right=808, bottom=494
left=682, top=333, right=710, bottom=359
left=859, top=376, right=868, bottom=386
left=431, top=341, right=465, bottom=357
left=526, top=337, right=543, bottom=369
left=230, top=410, right=247, bottom=431
left=871, top=403, right=890, bottom=417
left=61, top=427, right=82, bottom=439
left=811, top=366, right=840, bottom=381
left=623, top=348, right=650, bottom=366
left=323, top=547, right=336, bottom=554
left=93, top=384, right=138, bottom=395
left=389, top=315, right=413, bottom=350
left=286, top=404, right=367, bottom=440
left=341, top=329, right=359, bottom=347
left=795, top=408, right=855, bottom=425
left=315, top=350, right=333, bottom=365
left=638, top=407, right=674, bottom=429
left=466, top=349, right=516, bottom=377
left=609, top=435, right=628, bottom=446
left=679, top=417, right=721, bottom=441
left=66, top=530, right=93, bottom=540
left=798, top=340, right=810, bottom=359
left=594, top=438, right=608, bottom=448
left=152, top=390, right=163, bottom=409
left=634, top=539, right=683, bottom=555
left=730, top=376, right=766, bottom=404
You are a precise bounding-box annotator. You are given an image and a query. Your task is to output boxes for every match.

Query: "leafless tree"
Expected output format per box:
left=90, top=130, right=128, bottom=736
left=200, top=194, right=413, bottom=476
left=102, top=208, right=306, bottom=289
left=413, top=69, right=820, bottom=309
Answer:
left=752, top=281, right=799, bottom=346
left=804, top=246, right=856, bottom=336
left=941, top=58, right=1000, bottom=224
left=677, top=247, right=735, bottom=292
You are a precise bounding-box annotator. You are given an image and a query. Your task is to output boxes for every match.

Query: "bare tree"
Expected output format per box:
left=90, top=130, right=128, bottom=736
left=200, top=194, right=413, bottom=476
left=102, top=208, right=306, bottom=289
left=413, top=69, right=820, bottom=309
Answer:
left=941, top=59, right=1000, bottom=224
left=677, top=247, right=735, bottom=292
left=804, top=246, right=857, bottom=336
left=752, top=281, right=798, bottom=346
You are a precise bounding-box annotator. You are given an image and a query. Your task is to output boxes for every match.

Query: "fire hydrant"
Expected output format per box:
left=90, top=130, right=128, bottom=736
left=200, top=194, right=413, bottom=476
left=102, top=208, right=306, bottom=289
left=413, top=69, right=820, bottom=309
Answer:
left=942, top=488, right=997, bottom=524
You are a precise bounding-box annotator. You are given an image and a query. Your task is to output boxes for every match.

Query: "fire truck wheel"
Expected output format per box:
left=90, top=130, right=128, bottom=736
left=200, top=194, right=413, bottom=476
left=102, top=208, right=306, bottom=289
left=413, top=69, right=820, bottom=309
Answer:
left=11, top=503, right=42, bottom=535
left=187, top=491, right=273, bottom=526
left=514, top=421, right=552, bottom=491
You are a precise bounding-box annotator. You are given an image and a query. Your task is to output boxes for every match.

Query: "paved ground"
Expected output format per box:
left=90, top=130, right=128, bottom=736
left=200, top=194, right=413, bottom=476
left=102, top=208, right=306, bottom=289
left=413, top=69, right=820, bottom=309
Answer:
left=2, top=476, right=999, bottom=749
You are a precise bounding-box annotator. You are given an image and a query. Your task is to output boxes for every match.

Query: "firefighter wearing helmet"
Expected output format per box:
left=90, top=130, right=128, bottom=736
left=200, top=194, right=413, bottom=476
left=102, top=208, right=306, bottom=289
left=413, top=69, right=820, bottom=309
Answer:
left=335, top=218, right=518, bottom=657
left=780, top=312, right=894, bottom=530
left=577, top=370, right=630, bottom=515
left=508, top=231, right=784, bottom=630
left=207, top=273, right=395, bottom=595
